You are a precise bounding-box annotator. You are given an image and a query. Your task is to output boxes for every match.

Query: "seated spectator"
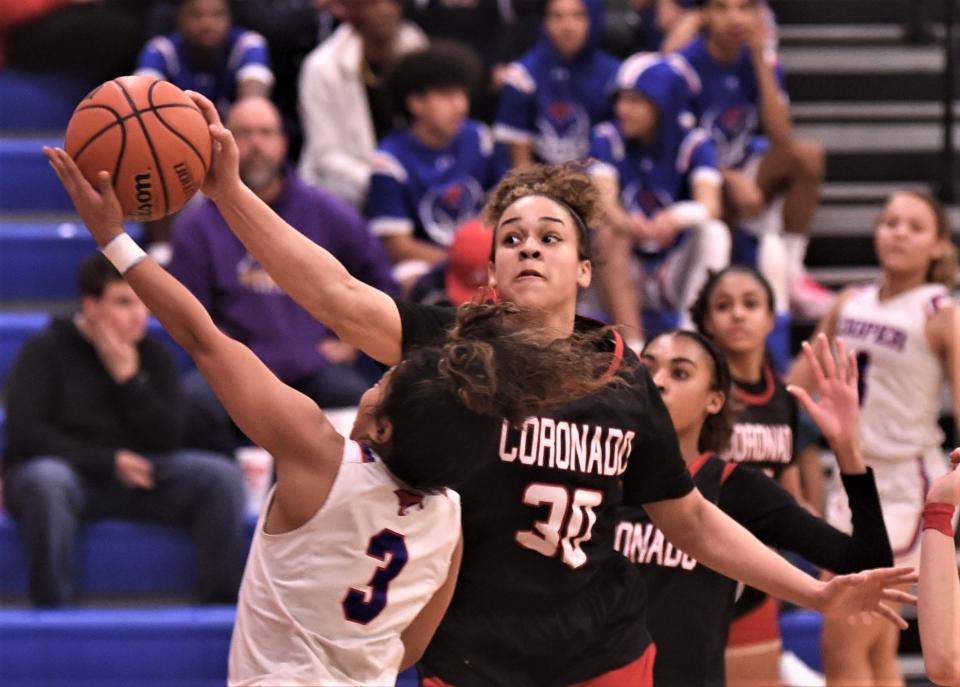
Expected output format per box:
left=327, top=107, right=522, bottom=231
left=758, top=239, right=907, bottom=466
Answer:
left=366, top=42, right=504, bottom=285
left=628, top=0, right=702, bottom=54
left=297, top=0, right=426, bottom=207
left=1, top=253, right=246, bottom=608
left=135, top=0, right=274, bottom=112
left=170, top=96, right=396, bottom=452
left=493, top=0, right=620, bottom=167
left=590, top=53, right=729, bottom=346
left=675, top=0, right=828, bottom=319
left=408, top=219, right=494, bottom=306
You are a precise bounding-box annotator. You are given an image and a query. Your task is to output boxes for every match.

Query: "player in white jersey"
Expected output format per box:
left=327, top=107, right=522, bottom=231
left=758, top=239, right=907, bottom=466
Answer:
left=790, top=190, right=959, bottom=686
left=44, top=146, right=625, bottom=687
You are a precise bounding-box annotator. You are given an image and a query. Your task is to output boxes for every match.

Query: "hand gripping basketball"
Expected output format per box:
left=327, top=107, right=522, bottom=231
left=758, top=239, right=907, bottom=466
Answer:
left=183, top=91, right=242, bottom=204
left=44, top=146, right=124, bottom=248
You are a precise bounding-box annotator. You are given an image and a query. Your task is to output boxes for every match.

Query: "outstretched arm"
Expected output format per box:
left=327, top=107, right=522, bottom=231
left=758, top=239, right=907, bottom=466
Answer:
left=919, top=448, right=960, bottom=686
left=189, top=92, right=404, bottom=365
left=45, top=146, right=342, bottom=525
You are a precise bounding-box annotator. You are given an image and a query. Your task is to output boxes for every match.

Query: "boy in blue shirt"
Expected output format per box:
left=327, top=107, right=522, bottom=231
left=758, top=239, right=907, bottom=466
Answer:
left=677, top=0, right=829, bottom=319
left=366, top=43, right=505, bottom=287
left=136, top=0, right=273, bottom=112
left=590, top=54, right=730, bottom=346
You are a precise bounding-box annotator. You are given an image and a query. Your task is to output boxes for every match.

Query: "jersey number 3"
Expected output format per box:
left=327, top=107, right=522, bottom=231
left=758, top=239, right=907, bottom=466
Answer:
left=515, top=484, right=603, bottom=569
left=343, top=529, right=408, bottom=624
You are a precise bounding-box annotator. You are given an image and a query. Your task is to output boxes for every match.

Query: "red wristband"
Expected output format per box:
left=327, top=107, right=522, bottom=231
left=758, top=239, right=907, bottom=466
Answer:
left=922, top=502, right=956, bottom=538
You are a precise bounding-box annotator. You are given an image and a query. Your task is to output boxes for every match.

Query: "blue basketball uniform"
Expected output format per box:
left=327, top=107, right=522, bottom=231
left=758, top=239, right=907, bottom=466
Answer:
left=676, top=35, right=787, bottom=169
left=493, top=0, right=620, bottom=164
left=135, top=27, right=274, bottom=110
left=366, top=121, right=504, bottom=248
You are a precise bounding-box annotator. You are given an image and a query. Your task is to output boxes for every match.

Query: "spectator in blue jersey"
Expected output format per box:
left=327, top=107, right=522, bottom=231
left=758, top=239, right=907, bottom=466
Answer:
left=365, top=42, right=505, bottom=289
left=493, top=0, right=620, bottom=167
left=676, top=0, right=829, bottom=320
left=170, top=97, right=397, bottom=453
left=590, top=53, right=730, bottom=348
left=135, top=0, right=274, bottom=112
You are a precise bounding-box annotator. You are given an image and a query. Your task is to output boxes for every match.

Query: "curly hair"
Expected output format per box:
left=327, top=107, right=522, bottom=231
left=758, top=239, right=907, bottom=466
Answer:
left=385, top=41, right=482, bottom=120
left=643, top=330, right=738, bottom=454
left=483, top=162, right=600, bottom=262
left=375, top=302, right=627, bottom=490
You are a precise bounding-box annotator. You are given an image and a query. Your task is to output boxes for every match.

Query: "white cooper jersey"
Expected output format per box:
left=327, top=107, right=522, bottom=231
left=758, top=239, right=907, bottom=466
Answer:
left=836, top=283, right=951, bottom=462
left=229, top=440, right=461, bottom=686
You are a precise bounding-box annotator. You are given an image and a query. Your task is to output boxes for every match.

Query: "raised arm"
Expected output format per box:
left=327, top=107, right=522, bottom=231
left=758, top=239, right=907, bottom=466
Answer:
left=188, top=92, right=404, bottom=365
left=45, top=146, right=342, bottom=526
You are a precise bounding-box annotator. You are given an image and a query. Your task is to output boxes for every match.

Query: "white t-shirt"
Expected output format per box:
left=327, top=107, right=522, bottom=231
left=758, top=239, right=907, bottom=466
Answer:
left=228, top=440, right=461, bottom=686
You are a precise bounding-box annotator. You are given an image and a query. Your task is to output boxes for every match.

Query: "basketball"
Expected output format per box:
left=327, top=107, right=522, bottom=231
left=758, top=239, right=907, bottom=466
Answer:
left=64, top=75, right=212, bottom=222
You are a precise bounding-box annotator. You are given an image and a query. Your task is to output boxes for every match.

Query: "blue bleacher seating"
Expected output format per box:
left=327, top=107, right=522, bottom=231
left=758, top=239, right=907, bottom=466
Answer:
left=780, top=609, right=823, bottom=672
left=0, top=222, right=144, bottom=299
left=0, top=70, right=96, bottom=131
left=0, top=604, right=421, bottom=687
left=0, top=137, right=71, bottom=212
left=0, top=513, right=257, bottom=598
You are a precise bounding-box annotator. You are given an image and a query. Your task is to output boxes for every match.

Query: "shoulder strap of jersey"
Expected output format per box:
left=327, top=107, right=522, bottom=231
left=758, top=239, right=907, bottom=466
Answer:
left=600, top=329, right=625, bottom=382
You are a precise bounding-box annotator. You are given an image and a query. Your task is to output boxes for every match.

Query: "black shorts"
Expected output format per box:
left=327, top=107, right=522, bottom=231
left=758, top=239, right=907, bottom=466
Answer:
left=419, top=557, right=652, bottom=687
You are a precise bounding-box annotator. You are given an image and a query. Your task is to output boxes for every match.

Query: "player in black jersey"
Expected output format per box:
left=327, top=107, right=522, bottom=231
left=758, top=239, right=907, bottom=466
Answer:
left=615, top=330, right=894, bottom=686
left=178, top=94, right=915, bottom=687
left=689, top=264, right=809, bottom=683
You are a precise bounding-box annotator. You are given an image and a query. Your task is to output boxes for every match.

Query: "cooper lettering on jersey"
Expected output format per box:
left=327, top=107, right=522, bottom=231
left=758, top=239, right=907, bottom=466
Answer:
left=614, top=521, right=697, bottom=570
left=498, top=418, right=634, bottom=476
left=837, top=317, right=907, bottom=352
left=723, top=423, right=792, bottom=466
left=134, top=171, right=153, bottom=218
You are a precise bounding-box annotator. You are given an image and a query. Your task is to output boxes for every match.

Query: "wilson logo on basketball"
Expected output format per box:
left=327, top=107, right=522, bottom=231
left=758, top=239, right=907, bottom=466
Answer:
left=134, top=171, right=153, bottom=218
left=174, top=161, right=198, bottom=196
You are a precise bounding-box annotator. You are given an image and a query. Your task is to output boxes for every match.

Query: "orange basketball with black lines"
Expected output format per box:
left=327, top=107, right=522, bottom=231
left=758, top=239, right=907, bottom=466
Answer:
left=64, top=75, right=212, bottom=221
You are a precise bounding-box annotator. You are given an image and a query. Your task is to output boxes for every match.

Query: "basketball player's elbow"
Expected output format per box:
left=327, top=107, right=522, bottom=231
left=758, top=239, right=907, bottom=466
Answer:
left=925, top=648, right=960, bottom=687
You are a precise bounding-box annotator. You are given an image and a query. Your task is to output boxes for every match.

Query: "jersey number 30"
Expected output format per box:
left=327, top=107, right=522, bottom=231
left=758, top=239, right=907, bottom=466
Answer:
left=515, top=484, right=603, bottom=569
left=343, top=529, right=408, bottom=624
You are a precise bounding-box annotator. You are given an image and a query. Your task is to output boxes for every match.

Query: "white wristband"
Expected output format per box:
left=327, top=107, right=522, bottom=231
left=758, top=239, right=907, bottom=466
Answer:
left=670, top=201, right=710, bottom=228
left=101, top=233, right=147, bottom=274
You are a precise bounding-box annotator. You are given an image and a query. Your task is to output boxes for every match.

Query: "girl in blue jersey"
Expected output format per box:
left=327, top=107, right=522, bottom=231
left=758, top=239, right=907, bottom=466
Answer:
left=617, top=330, right=892, bottom=686
left=590, top=52, right=730, bottom=346
left=166, top=92, right=917, bottom=687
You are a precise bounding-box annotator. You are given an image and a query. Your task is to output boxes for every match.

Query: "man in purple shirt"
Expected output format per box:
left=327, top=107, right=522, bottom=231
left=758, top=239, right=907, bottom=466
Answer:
left=169, top=97, right=397, bottom=452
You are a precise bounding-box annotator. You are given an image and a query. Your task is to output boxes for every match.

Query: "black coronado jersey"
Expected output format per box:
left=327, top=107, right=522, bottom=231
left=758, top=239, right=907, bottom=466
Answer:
left=615, top=454, right=892, bottom=686
left=396, top=300, right=693, bottom=684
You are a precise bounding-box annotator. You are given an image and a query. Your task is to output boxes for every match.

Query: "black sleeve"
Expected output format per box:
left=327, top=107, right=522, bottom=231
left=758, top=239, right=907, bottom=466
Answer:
left=3, top=333, right=115, bottom=476
left=622, top=364, right=695, bottom=506
left=115, top=337, right=186, bottom=454
left=720, top=466, right=893, bottom=573
left=393, top=298, right=457, bottom=353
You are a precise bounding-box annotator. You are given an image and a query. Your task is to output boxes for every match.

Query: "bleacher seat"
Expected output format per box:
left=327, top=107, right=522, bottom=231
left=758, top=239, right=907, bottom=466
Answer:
left=0, top=70, right=95, bottom=132
left=0, top=222, right=144, bottom=300
left=0, top=513, right=257, bottom=598
left=780, top=609, right=823, bottom=672
left=0, top=137, right=71, bottom=212
left=0, top=606, right=420, bottom=687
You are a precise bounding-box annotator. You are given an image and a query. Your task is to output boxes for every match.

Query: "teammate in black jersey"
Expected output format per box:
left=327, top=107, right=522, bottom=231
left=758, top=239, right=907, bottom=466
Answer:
left=616, top=331, right=894, bottom=686
left=689, top=264, right=810, bottom=683
left=177, top=93, right=915, bottom=687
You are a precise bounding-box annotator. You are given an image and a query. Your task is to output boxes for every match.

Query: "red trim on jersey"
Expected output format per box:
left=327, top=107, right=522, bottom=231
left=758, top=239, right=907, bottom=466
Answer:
left=732, top=363, right=776, bottom=406
left=568, top=643, right=657, bottom=687
left=688, top=451, right=715, bottom=476
left=892, top=454, right=930, bottom=559
left=720, top=462, right=738, bottom=484
left=600, top=330, right=625, bottom=382
left=727, top=596, right=780, bottom=647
